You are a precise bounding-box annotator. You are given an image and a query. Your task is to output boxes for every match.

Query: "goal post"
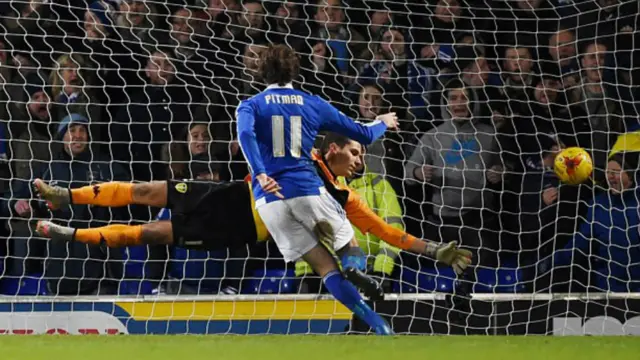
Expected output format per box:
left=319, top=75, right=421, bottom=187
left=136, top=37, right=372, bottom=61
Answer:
left=0, top=0, right=639, bottom=336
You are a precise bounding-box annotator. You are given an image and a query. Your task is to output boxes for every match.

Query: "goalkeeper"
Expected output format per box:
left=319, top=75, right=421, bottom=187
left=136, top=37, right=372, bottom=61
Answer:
left=33, top=135, right=471, bottom=282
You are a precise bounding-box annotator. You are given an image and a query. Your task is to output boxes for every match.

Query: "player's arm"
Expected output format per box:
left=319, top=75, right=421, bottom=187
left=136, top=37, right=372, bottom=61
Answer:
left=316, top=97, right=397, bottom=145
left=344, top=190, right=471, bottom=274
left=237, top=101, right=283, bottom=197
left=236, top=100, right=266, bottom=176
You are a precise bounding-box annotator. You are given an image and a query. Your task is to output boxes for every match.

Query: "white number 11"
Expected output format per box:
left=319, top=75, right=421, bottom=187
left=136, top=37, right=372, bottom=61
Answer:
left=272, top=115, right=302, bottom=158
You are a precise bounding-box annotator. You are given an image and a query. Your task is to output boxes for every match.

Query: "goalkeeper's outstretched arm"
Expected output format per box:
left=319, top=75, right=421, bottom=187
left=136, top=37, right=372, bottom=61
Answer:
left=344, top=192, right=472, bottom=274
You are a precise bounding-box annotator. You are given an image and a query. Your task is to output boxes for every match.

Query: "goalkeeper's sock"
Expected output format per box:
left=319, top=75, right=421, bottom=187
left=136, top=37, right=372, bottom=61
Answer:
left=75, top=225, right=144, bottom=247
left=322, top=270, right=392, bottom=335
left=340, top=246, right=367, bottom=271
left=71, top=182, right=134, bottom=207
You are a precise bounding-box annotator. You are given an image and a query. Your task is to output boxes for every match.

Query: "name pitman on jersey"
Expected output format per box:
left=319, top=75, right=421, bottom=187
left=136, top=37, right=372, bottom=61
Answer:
left=265, top=94, right=304, bottom=105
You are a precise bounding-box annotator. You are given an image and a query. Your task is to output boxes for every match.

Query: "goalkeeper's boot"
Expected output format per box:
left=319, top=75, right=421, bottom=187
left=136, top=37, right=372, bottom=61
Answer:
left=345, top=267, right=384, bottom=301
left=35, top=220, right=75, bottom=242
left=33, top=179, right=71, bottom=210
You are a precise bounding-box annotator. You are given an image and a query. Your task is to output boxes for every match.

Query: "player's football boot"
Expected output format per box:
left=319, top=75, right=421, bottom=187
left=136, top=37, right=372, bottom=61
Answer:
left=374, top=318, right=395, bottom=335
left=35, top=220, right=75, bottom=242
left=345, top=267, right=384, bottom=301
left=33, top=179, right=71, bottom=210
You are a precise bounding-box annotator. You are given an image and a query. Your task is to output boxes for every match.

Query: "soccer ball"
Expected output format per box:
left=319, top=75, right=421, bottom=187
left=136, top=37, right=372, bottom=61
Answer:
left=554, top=147, right=593, bottom=185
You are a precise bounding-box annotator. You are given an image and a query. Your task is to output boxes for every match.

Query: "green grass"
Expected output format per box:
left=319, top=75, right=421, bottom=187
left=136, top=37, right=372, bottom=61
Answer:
left=1, top=336, right=639, bottom=360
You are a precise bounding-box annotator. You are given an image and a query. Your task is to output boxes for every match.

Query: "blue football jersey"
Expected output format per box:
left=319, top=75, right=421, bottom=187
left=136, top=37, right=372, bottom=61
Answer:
left=237, top=83, right=388, bottom=203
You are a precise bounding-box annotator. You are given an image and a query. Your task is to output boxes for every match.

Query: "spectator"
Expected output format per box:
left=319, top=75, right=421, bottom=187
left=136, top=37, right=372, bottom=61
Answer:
left=266, top=1, right=309, bottom=51
left=408, top=0, right=473, bottom=66
left=298, top=39, right=344, bottom=105
left=313, top=0, right=366, bottom=76
left=163, top=122, right=228, bottom=180
left=8, top=72, right=54, bottom=181
left=346, top=83, right=403, bottom=185
left=405, top=79, right=502, bottom=265
left=502, top=137, right=588, bottom=285
left=500, top=74, right=573, bottom=170
left=362, top=2, right=395, bottom=44
left=430, top=45, right=504, bottom=131
left=8, top=51, right=39, bottom=78
left=576, top=0, right=639, bottom=40
left=110, top=50, right=191, bottom=184
left=236, top=0, right=267, bottom=43
left=547, top=152, right=640, bottom=292
left=567, top=39, right=623, bottom=183
left=357, top=27, right=436, bottom=127
left=2, top=72, right=55, bottom=278
left=49, top=53, right=103, bottom=142
left=229, top=42, right=268, bottom=98
left=1, top=0, right=74, bottom=68
left=206, top=0, right=240, bottom=27
left=545, top=24, right=580, bottom=91
left=0, top=39, right=23, bottom=174
left=347, top=152, right=405, bottom=292
left=80, top=1, right=145, bottom=115
left=168, top=6, right=219, bottom=101
left=501, top=41, right=538, bottom=110
left=39, top=114, right=129, bottom=295
left=492, top=0, right=559, bottom=48
left=114, top=0, right=157, bottom=43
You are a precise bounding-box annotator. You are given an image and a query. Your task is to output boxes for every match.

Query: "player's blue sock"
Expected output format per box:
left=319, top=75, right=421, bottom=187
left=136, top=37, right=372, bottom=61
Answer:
left=322, top=270, right=392, bottom=335
left=341, top=247, right=366, bottom=271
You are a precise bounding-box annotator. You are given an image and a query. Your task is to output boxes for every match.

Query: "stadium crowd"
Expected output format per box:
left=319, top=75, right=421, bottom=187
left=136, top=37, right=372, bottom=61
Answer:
left=0, top=0, right=639, bottom=296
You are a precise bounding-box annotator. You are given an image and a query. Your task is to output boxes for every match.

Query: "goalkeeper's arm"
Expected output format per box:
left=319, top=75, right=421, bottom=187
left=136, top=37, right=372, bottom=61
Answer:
left=344, top=192, right=472, bottom=274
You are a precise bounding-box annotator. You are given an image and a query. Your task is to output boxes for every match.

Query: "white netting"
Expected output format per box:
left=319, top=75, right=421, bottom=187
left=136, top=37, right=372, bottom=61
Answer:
left=0, top=0, right=639, bottom=335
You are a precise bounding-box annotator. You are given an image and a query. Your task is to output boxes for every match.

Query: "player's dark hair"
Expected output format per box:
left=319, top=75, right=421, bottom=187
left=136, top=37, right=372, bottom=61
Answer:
left=320, top=133, right=351, bottom=156
left=258, top=44, right=300, bottom=85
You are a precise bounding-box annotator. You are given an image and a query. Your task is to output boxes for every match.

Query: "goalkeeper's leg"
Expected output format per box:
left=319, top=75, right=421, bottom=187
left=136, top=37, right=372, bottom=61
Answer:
left=33, top=179, right=167, bottom=209
left=35, top=220, right=173, bottom=247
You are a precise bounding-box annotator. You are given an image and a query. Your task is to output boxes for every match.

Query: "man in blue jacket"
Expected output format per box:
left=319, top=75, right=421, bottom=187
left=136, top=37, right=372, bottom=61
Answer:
left=547, top=151, right=640, bottom=292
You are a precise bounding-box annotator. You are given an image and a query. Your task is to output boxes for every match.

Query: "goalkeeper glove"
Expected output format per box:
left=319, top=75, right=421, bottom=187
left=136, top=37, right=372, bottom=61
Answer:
left=425, top=241, right=473, bottom=275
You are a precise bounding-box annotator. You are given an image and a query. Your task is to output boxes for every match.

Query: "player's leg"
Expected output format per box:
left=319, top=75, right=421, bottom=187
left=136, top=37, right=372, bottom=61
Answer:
left=258, top=196, right=392, bottom=335
left=33, top=179, right=167, bottom=209
left=302, top=239, right=392, bottom=335
left=35, top=220, right=173, bottom=247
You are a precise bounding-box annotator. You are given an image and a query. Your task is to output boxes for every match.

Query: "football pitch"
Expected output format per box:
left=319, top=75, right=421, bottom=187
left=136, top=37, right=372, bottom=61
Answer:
left=1, top=336, right=639, bottom=360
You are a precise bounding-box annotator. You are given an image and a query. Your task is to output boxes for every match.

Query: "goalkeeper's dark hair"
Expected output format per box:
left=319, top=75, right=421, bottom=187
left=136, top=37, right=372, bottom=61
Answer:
left=258, top=44, right=300, bottom=86
left=320, top=133, right=352, bottom=156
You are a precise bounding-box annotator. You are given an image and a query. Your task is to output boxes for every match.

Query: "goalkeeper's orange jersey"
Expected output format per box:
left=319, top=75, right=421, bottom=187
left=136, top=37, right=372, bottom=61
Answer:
left=244, top=150, right=418, bottom=250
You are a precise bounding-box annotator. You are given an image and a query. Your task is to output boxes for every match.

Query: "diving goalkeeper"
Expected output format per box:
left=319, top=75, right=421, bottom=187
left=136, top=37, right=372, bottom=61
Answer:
left=34, top=134, right=471, bottom=280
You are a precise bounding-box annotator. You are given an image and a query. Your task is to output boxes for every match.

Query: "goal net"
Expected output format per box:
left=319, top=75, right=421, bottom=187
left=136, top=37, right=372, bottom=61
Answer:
left=0, top=0, right=639, bottom=335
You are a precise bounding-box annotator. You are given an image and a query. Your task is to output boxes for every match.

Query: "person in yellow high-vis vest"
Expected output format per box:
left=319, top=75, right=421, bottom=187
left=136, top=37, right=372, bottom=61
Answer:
left=347, top=167, right=403, bottom=289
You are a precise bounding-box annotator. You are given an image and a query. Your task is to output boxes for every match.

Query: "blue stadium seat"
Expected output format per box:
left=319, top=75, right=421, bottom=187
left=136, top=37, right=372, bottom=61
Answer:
left=0, top=273, right=48, bottom=296
left=249, top=269, right=298, bottom=294
left=400, top=266, right=456, bottom=293
left=169, top=247, right=224, bottom=293
left=119, top=246, right=154, bottom=295
left=400, top=263, right=526, bottom=294
left=474, top=267, right=526, bottom=293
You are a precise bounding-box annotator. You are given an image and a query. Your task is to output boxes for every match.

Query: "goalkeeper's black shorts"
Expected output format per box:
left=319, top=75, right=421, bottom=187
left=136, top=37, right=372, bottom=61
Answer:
left=166, top=180, right=257, bottom=250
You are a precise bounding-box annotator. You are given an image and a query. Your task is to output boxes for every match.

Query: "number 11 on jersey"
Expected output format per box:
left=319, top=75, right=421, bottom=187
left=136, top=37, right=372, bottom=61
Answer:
left=272, top=115, right=302, bottom=158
